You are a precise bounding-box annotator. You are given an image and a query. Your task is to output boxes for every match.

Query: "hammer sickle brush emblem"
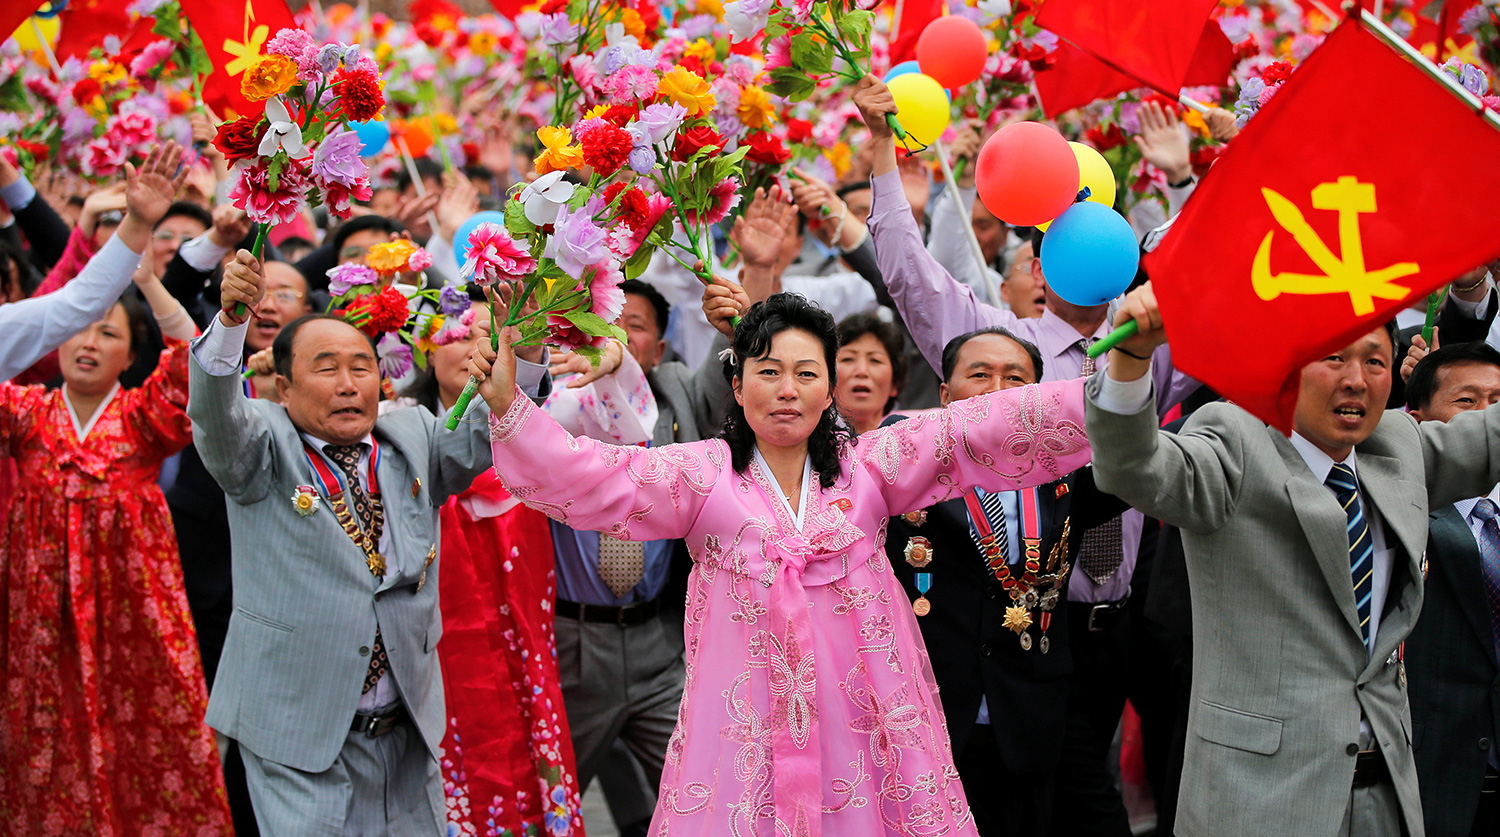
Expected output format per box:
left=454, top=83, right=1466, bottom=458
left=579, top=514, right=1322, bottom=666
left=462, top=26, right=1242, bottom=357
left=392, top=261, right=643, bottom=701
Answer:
left=1251, top=176, right=1420, bottom=316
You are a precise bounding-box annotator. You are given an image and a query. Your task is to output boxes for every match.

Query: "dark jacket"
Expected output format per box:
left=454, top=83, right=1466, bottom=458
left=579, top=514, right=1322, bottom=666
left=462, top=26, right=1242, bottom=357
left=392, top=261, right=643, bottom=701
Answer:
left=1406, top=504, right=1500, bottom=837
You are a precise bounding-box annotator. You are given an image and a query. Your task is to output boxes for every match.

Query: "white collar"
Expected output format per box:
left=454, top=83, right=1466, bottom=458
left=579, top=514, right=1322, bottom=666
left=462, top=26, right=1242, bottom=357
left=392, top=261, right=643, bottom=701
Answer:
left=752, top=445, right=812, bottom=532
left=1289, top=431, right=1358, bottom=485
left=1454, top=484, right=1500, bottom=522
left=64, top=381, right=121, bottom=443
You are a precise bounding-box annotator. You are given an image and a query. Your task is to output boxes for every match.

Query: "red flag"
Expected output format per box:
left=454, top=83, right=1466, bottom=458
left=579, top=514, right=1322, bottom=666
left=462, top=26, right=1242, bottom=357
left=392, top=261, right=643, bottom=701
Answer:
left=889, top=0, right=945, bottom=65
left=52, top=0, right=132, bottom=60
left=1034, top=0, right=1227, bottom=103
left=1, top=2, right=47, bottom=51
left=1145, top=19, right=1500, bottom=432
left=178, top=0, right=297, bottom=119
left=1034, top=18, right=1233, bottom=117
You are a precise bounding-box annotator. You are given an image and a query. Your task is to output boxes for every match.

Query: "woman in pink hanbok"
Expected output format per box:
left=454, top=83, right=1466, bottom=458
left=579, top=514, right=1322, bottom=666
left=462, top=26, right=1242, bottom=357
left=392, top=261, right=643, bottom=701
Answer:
left=468, top=294, right=1092, bottom=837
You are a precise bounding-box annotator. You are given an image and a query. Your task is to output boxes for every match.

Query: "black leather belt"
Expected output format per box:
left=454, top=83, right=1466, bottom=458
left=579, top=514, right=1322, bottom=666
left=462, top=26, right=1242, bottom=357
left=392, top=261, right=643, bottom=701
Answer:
left=1073, top=590, right=1131, bottom=632
left=1483, top=768, right=1500, bottom=794
left=351, top=704, right=407, bottom=738
left=1352, top=749, right=1390, bottom=788
left=555, top=597, right=661, bottom=626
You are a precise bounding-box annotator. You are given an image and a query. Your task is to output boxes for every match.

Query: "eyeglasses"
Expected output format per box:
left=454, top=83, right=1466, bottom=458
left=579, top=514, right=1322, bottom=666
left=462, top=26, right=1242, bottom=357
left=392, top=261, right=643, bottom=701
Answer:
left=339, top=247, right=367, bottom=261
left=152, top=230, right=194, bottom=243
left=264, top=290, right=305, bottom=304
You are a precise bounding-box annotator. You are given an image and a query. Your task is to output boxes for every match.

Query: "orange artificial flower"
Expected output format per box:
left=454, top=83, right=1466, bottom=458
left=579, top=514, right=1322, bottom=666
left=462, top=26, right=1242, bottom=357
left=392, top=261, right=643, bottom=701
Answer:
left=657, top=66, right=716, bottom=117
left=737, top=85, right=775, bottom=130
left=368, top=239, right=418, bottom=274
left=534, top=125, right=585, bottom=174
left=241, top=54, right=298, bottom=102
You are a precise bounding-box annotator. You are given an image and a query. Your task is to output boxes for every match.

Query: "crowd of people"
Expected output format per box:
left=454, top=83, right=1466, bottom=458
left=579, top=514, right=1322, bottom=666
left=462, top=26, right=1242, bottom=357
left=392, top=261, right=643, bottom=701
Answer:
left=4, top=2, right=1500, bottom=837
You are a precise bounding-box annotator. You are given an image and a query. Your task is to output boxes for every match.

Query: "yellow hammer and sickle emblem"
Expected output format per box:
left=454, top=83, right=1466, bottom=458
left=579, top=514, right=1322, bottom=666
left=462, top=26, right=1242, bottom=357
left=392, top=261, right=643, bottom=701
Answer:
left=223, top=0, right=269, bottom=77
left=1251, top=176, right=1420, bottom=316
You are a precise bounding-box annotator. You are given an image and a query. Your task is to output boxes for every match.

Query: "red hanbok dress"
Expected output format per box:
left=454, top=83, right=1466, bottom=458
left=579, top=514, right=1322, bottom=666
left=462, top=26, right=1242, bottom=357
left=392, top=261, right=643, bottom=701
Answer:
left=0, top=341, right=233, bottom=837
left=437, top=470, right=584, bottom=837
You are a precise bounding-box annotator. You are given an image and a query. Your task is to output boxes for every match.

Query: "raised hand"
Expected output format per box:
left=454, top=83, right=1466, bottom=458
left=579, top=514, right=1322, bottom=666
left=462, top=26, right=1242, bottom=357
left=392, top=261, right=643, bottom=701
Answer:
left=947, top=120, right=983, bottom=188
left=124, top=141, right=189, bottom=228
left=1108, top=281, right=1167, bottom=377
left=437, top=171, right=480, bottom=245
left=394, top=191, right=440, bottom=240
left=1204, top=107, right=1239, bottom=143
left=471, top=325, right=521, bottom=416
left=729, top=186, right=794, bottom=269
left=703, top=275, right=750, bottom=339
left=852, top=74, right=897, bottom=141
left=1132, top=101, right=1192, bottom=185
left=552, top=338, right=626, bottom=388
left=78, top=182, right=128, bottom=239
left=219, top=249, right=266, bottom=326
left=209, top=205, right=253, bottom=249
left=1402, top=329, right=1438, bottom=384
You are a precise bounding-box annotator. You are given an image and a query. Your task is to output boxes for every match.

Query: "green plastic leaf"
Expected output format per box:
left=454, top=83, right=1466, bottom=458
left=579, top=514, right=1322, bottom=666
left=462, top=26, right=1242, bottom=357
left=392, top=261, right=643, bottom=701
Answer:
left=790, top=36, right=834, bottom=76
left=766, top=67, right=817, bottom=101
left=623, top=241, right=656, bottom=280
left=562, top=308, right=618, bottom=337
left=151, top=2, right=182, bottom=41
left=503, top=197, right=535, bottom=239
left=841, top=9, right=874, bottom=42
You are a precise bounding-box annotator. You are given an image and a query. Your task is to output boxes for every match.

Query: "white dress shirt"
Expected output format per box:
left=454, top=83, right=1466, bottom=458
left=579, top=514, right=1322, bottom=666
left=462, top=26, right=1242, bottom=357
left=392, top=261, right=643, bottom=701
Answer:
left=1453, top=484, right=1500, bottom=542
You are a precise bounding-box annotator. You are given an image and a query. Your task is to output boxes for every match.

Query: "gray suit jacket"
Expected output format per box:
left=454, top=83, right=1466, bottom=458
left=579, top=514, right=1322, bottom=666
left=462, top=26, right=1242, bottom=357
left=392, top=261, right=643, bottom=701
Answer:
left=187, top=352, right=493, bottom=772
left=645, top=333, right=732, bottom=445
left=1085, top=375, right=1500, bottom=837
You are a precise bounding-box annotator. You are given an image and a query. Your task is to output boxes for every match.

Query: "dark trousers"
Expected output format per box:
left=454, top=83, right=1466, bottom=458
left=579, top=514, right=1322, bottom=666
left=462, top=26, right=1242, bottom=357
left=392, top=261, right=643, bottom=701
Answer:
left=1049, top=602, right=1132, bottom=837
left=1474, top=777, right=1500, bottom=837
left=958, top=725, right=1054, bottom=837
left=1126, top=581, right=1186, bottom=835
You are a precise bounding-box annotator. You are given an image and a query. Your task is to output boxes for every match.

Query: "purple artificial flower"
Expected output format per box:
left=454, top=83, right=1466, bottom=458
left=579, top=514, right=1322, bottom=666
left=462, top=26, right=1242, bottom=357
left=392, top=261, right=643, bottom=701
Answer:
left=312, top=126, right=370, bottom=187
left=635, top=102, right=687, bottom=144
left=316, top=44, right=345, bottom=75
left=438, top=284, right=471, bottom=317
left=326, top=262, right=379, bottom=297
left=627, top=144, right=655, bottom=175
left=1462, top=64, right=1490, bottom=97
left=540, top=13, right=578, bottom=47
left=341, top=44, right=364, bottom=67
left=377, top=333, right=414, bottom=380
left=544, top=203, right=608, bottom=280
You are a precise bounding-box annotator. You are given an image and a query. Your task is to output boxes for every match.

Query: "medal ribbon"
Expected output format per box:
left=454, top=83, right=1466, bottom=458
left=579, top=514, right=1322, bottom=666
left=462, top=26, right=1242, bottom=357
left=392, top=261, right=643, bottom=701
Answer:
left=965, top=487, right=1041, bottom=594
left=302, top=440, right=385, bottom=575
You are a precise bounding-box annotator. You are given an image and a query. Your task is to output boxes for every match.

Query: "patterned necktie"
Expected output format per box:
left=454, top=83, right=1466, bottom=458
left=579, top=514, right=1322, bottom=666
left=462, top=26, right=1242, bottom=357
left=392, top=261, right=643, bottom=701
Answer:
left=1326, top=463, right=1375, bottom=648
left=598, top=536, right=646, bottom=598
left=967, top=488, right=1011, bottom=566
left=326, top=444, right=390, bottom=694
left=1075, top=339, right=1125, bottom=584
left=1469, top=499, right=1500, bottom=661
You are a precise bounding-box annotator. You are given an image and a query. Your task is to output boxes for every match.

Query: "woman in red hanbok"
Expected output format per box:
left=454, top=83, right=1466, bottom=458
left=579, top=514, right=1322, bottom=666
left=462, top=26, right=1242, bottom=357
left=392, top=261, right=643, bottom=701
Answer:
left=0, top=238, right=231, bottom=835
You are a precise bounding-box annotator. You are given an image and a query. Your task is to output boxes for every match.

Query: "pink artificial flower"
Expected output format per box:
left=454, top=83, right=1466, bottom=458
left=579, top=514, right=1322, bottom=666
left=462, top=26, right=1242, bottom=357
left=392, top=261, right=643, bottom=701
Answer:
left=586, top=258, right=626, bottom=322
left=128, top=39, right=176, bottom=80
left=407, top=247, right=433, bottom=272
left=461, top=222, right=537, bottom=286
left=320, top=179, right=374, bottom=219
left=545, top=312, right=607, bottom=353
left=82, top=137, right=127, bottom=177
left=685, top=177, right=741, bottom=226
left=0, top=147, right=18, bottom=170
left=229, top=157, right=310, bottom=225
left=764, top=35, right=793, bottom=71
left=433, top=308, right=475, bottom=346
left=109, top=111, right=157, bottom=149
left=606, top=65, right=659, bottom=106
left=24, top=76, right=59, bottom=105
left=791, top=0, right=816, bottom=22
left=624, top=191, right=673, bottom=253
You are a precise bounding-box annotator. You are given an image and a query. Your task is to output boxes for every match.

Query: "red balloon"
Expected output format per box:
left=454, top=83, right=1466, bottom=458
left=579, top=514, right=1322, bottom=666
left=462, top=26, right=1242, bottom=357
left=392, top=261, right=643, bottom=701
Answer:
left=915, top=16, right=989, bottom=89
left=975, top=122, right=1080, bottom=227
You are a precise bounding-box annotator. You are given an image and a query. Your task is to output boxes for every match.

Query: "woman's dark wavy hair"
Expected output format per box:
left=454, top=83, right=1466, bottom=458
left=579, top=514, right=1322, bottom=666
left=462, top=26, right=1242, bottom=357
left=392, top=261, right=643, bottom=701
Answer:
left=720, top=293, right=850, bottom=489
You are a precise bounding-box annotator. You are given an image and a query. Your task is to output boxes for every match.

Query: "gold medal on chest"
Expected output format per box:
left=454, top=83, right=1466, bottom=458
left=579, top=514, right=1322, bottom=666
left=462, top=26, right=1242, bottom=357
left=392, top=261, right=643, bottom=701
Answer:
left=1003, top=605, right=1033, bottom=635
left=904, top=536, right=934, bottom=568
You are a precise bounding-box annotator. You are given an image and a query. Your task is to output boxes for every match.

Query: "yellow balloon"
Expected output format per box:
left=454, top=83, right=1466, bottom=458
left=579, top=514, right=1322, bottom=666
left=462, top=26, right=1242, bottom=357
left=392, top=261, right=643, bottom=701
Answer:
left=1038, top=142, right=1118, bottom=231
left=10, top=15, right=59, bottom=53
left=887, top=72, right=952, bottom=148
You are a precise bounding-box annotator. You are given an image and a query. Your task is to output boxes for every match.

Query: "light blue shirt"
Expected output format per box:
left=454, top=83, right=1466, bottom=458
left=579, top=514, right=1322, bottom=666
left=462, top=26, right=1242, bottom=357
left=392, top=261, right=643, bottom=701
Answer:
left=552, top=523, right=675, bottom=606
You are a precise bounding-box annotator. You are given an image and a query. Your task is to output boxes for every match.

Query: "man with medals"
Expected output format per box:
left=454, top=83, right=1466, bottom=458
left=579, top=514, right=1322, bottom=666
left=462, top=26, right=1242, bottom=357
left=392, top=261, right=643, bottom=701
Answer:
left=885, top=327, right=1127, bottom=836
left=186, top=254, right=515, bottom=835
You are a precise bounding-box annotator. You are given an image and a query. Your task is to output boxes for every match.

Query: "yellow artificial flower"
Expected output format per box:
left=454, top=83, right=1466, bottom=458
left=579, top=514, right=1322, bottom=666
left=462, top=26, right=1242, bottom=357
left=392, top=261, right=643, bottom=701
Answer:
left=88, top=60, right=127, bottom=87
left=737, top=85, right=775, bottom=130
left=685, top=38, right=718, bottom=65
left=435, top=113, right=458, bottom=135
left=471, top=30, right=499, bottom=55
left=241, top=54, right=298, bottom=103
left=657, top=66, right=716, bottom=117
left=585, top=103, right=613, bottom=120
left=696, top=0, right=724, bottom=20
left=416, top=314, right=445, bottom=353
left=368, top=240, right=419, bottom=274
left=376, top=43, right=395, bottom=63
left=534, top=125, right=585, bottom=174
left=826, top=142, right=852, bottom=180
left=1181, top=108, right=1210, bottom=138
left=618, top=8, right=646, bottom=41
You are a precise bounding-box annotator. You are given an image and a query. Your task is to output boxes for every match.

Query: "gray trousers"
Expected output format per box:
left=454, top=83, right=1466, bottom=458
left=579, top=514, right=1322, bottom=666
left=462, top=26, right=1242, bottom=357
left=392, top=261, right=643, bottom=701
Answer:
left=1339, top=731, right=1407, bottom=837
left=226, top=720, right=444, bottom=837
left=556, top=611, right=685, bottom=811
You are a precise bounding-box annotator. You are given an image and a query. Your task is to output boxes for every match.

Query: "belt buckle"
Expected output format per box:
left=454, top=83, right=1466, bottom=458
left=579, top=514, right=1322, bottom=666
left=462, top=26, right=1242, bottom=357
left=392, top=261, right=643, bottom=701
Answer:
left=1087, top=602, right=1111, bottom=632
left=616, top=604, right=631, bottom=627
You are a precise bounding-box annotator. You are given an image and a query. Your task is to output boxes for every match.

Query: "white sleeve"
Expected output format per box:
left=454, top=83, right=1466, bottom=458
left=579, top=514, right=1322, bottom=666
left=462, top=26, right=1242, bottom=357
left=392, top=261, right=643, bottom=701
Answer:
left=0, top=233, right=141, bottom=381
left=190, top=316, right=249, bottom=376
left=541, top=348, right=658, bottom=444
left=1094, top=364, right=1155, bottom=415
left=781, top=271, right=879, bottom=322
left=515, top=349, right=551, bottom=399
left=179, top=233, right=232, bottom=272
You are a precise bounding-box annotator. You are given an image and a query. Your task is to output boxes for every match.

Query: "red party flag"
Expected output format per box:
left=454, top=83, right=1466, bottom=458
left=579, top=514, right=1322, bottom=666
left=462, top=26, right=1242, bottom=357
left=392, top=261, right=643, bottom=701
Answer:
left=1145, top=18, right=1500, bottom=433
left=1034, top=0, right=1228, bottom=104
left=178, top=0, right=297, bottom=119
left=889, top=0, right=946, bottom=65
left=1, top=2, right=48, bottom=50
left=53, top=0, right=132, bottom=60
left=1034, top=17, right=1234, bottom=117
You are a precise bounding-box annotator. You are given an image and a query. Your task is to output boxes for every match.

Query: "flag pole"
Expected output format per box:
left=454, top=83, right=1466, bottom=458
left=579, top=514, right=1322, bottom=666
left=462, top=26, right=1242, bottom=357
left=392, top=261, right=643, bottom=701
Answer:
left=394, top=134, right=444, bottom=237
left=30, top=17, right=62, bottom=76
left=934, top=138, right=1003, bottom=308
left=1356, top=7, right=1500, bottom=131
left=1176, top=94, right=1210, bottom=115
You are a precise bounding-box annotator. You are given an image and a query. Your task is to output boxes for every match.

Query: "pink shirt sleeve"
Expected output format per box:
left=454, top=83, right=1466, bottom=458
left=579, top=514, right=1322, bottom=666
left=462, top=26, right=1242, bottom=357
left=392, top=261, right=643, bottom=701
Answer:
left=489, top=387, right=721, bottom=541
left=852, top=377, right=1092, bottom=516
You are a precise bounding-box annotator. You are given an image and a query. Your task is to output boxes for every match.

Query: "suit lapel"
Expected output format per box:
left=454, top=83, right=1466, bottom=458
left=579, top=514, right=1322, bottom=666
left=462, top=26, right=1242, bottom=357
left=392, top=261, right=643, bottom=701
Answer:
left=1275, top=433, right=1366, bottom=643
left=1355, top=451, right=1428, bottom=669
left=1429, top=506, right=1498, bottom=653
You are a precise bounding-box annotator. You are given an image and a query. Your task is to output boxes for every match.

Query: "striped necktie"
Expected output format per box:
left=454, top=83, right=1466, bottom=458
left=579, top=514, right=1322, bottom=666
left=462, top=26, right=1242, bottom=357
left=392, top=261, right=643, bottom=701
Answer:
left=1326, top=463, right=1375, bottom=648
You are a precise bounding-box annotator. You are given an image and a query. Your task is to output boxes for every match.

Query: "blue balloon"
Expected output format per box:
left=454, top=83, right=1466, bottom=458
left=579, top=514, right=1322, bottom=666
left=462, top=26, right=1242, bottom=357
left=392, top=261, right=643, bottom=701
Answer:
left=1038, top=202, right=1140, bottom=307
left=350, top=120, right=390, bottom=157
left=452, top=211, right=508, bottom=270
left=883, top=61, right=922, bottom=83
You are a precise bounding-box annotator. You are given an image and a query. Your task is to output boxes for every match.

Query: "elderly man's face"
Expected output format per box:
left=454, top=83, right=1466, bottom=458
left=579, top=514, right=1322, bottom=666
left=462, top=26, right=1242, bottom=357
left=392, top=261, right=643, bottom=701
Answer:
left=274, top=319, right=381, bottom=446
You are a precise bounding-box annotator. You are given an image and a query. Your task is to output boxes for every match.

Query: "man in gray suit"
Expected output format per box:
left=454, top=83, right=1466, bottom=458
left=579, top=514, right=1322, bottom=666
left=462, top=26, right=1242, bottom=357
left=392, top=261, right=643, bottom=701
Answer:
left=1084, top=283, right=1500, bottom=837
left=187, top=251, right=501, bottom=835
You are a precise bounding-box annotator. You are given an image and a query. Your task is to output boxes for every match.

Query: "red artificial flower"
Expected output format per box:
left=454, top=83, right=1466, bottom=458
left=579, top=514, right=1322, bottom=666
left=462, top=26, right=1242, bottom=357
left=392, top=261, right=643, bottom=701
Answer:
left=24, top=77, right=58, bottom=105
left=603, top=182, right=652, bottom=231
left=1139, top=93, right=1182, bottom=116
left=213, top=115, right=265, bottom=162
left=410, top=0, right=464, bottom=23
left=745, top=132, right=790, bottom=166
left=1260, top=61, right=1294, bottom=86
left=71, top=78, right=102, bottom=104
left=15, top=140, right=49, bottom=162
left=784, top=118, right=812, bottom=145
left=672, top=125, right=725, bottom=161
left=461, top=141, right=480, bottom=162
left=414, top=21, right=445, bottom=47
left=635, top=0, right=661, bottom=34
left=334, top=67, right=385, bottom=122
left=601, top=104, right=639, bottom=126
left=678, top=55, right=708, bottom=78
left=1084, top=123, right=1127, bottom=152
left=538, top=0, right=567, bottom=13
left=344, top=286, right=410, bottom=336
left=579, top=121, right=633, bottom=175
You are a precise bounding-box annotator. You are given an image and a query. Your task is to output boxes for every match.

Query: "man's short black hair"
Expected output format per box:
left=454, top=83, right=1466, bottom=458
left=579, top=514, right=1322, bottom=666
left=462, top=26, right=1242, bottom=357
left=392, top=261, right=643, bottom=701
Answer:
left=396, top=157, right=444, bottom=194
left=155, top=200, right=212, bottom=232
left=1405, top=341, right=1500, bottom=412
left=941, top=326, right=1044, bottom=383
left=620, top=279, right=670, bottom=338
left=272, top=313, right=377, bottom=380
left=331, top=215, right=402, bottom=258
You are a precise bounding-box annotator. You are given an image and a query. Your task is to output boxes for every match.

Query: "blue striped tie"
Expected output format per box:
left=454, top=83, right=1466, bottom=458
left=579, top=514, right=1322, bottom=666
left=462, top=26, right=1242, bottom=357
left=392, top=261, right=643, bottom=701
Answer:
left=1326, top=463, right=1375, bottom=648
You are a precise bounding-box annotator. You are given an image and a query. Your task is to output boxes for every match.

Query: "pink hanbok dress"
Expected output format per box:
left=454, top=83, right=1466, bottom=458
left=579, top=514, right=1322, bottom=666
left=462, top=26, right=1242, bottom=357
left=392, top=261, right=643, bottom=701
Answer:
left=487, top=378, right=1091, bottom=837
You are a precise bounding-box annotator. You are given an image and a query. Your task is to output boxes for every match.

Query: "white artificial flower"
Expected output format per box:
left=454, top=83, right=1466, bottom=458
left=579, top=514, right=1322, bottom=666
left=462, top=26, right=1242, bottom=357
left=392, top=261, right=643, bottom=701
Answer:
left=520, top=171, right=576, bottom=226
left=257, top=97, right=307, bottom=159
